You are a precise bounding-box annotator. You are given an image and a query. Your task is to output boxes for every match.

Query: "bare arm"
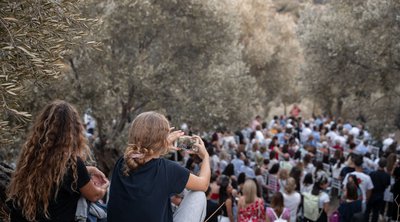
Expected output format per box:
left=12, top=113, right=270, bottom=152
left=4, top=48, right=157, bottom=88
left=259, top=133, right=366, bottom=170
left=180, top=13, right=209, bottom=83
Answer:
left=323, top=202, right=330, bottom=214
left=226, top=198, right=234, bottom=222
left=185, top=136, right=210, bottom=192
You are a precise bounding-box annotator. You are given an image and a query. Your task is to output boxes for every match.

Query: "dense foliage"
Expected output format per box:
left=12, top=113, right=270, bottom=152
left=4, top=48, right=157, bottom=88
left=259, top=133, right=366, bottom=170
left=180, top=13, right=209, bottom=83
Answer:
left=0, top=0, right=95, bottom=146
left=1, top=0, right=400, bottom=169
left=299, top=0, right=400, bottom=136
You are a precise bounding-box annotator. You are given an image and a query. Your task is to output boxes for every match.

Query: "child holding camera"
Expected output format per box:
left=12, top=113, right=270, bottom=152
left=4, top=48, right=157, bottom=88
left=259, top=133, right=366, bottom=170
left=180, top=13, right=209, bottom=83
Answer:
left=107, top=111, right=210, bottom=222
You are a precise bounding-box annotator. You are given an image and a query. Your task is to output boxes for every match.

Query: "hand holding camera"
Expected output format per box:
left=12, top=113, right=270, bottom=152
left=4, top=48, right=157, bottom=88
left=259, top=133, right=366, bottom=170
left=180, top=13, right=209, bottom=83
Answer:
left=176, top=136, right=198, bottom=152
left=175, top=135, right=208, bottom=160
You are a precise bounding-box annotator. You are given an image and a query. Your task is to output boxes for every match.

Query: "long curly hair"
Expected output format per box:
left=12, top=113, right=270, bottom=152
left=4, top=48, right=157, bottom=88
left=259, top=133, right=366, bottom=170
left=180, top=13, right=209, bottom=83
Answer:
left=123, top=111, right=170, bottom=175
left=7, top=100, right=89, bottom=221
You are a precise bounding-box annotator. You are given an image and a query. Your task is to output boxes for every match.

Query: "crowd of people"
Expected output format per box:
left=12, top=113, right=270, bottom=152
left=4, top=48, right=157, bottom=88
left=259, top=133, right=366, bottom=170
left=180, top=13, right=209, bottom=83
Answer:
left=192, top=110, right=400, bottom=222
left=4, top=100, right=400, bottom=222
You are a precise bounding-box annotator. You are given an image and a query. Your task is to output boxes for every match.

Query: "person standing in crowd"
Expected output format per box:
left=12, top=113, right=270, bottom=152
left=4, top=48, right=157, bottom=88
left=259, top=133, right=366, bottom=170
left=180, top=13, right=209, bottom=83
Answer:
left=218, top=175, right=236, bottom=222
left=232, top=152, right=245, bottom=177
left=304, top=176, right=330, bottom=222
left=266, top=192, right=290, bottom=222
left=84, top=108, right=96, bottom=135
left=301, top=173, right=314, bottom=193
left=290, top=104, right=301, bottom=118
left=342, top=154, right=374, bottom=212
left=389, top=165, right=400, bottom=221
left=107, top=111, right=210, bottom=222
left=238, top=180, right=265, bottom=222
left=7, top=100, right=109, bottom=222
left=252, top=115, right=262, bottom=130
left=282, top=178, right=301, bottom=222
left=365, top=158, right=391, bottom=222
left=205, top=187, right=220, bottom=222
left=338, top=182, right=362, bottom=222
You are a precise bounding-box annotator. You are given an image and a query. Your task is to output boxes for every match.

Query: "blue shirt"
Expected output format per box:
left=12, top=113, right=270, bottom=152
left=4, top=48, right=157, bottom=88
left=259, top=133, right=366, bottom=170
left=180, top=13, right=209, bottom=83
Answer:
left=107, top=157, right=190, bottom=222
left=231, top=158, right=244, bottom=177
left=355, top=144, right=369, bottom=155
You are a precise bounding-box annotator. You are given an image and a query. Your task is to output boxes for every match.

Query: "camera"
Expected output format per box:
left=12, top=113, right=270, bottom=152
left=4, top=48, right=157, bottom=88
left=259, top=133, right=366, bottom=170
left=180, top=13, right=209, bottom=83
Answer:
left=176, top=136, right=198, bottom=152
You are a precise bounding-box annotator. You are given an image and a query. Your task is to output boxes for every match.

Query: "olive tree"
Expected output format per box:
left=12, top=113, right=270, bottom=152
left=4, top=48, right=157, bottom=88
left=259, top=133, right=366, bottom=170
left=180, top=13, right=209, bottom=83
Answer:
left=29, top=0, right=258, bottom=174
left=299, top=0, right=400, bottom=135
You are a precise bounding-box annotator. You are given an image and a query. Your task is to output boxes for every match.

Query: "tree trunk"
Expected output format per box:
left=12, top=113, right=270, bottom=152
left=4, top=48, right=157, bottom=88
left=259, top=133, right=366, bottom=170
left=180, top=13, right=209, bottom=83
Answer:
left=336, top=98, right=343, bottom=117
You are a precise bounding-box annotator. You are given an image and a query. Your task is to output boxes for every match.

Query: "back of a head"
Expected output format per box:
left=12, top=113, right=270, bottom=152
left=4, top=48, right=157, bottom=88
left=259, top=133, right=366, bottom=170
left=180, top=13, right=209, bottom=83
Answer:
left=8, top=100, right=88, bottom=221
left=269, top=163, right=280, bottom=174
left=352, top=154, right=363, bottom=168
left=345, top=182, right=358, bottom=201
left=271, top=192, right=284, bottom=214
left=124, top=111, right=170, bottom=174
left=311, top=176, right=328, bottom=195
left=303, top=173, right=313, bottom=185
left=30, top=100, right=87, bottom=156
left=243, top=179, right=257, bottom=204
left=237, top=172, right=246, bottom=185
left=222, top=163, right=234, bottom=177
left=285, top=177, right=297, bottom=194
left=378, top=158, right=387, bottom=169
left=270, top=150, right=277, bottom=160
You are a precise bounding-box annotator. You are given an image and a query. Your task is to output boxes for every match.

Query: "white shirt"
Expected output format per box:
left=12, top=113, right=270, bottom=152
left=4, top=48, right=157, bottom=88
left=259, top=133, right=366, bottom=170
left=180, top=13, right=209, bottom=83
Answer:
left=349, top=127, right=360, bottom=137
left=332, top=163, right=345, bottom=179
left=326, top=131, right=338, bottom=143
left=283, top=192, right=301, bottom=222
left=84, top=113, right=96, bottom=130
left=383, top=138, right=394, bottom=152
left=304, top=163, right=315, bottom=175
left=343, top=171, right=374, bottom=202
left=301, top=184, right=313, bottom=194
left=318, top=192, right=330, bottom=208
left=222, top=136, right=236, bottom=149
left=363, top=157, right=378, bottom=171
left=255, top=130, right=265, bottom=143
left=301, top=127, right=312, bottom=143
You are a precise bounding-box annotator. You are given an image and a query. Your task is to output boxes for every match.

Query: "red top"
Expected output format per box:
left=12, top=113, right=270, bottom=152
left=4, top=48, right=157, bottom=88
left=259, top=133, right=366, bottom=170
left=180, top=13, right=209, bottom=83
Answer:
left=238, top=198, right=266, bottom=222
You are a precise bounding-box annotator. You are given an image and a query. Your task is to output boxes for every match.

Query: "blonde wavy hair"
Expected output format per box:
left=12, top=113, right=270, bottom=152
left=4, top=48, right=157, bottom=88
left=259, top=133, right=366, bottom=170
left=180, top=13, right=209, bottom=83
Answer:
left=7, top=100, right=89, bottom=221
left=284, top=177, right=297, bottom=194
left=242, top=179, right=257, bottom=205
left=123, top=111, right=170, bottom=175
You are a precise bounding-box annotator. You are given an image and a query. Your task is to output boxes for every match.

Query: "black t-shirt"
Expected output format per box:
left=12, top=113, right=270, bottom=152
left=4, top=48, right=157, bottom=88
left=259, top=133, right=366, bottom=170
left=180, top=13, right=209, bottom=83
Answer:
left=107, top=157, right=190, bottom=222
left=8, top=158, right=91, bottom=222
left=206, top=200, right=220, bottom=222
left=369, top=169, right=391, bottom=195
left=338, top=200, right=362, bottom=222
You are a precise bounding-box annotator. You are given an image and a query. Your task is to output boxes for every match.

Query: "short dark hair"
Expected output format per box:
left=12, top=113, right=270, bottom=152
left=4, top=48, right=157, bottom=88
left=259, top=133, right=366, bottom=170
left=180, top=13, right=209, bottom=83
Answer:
left=303, top=173, right=313, bottom=185
left=352, top=154, right=363, bottom=167
left=378, top=158, right=387, bottom=169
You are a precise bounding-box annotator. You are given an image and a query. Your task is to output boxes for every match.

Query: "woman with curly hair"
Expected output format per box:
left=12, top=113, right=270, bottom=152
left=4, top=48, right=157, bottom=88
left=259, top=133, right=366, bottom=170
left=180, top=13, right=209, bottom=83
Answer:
left=107, top=111, right=210, bottom=222
left=7, top=100, right=109, bottom=222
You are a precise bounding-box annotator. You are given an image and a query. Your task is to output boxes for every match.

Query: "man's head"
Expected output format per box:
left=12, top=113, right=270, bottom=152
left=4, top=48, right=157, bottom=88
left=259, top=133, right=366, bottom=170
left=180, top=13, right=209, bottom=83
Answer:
left=352, top=154, right=363, bottom=168
left=378, top=158, right=387, bottom=169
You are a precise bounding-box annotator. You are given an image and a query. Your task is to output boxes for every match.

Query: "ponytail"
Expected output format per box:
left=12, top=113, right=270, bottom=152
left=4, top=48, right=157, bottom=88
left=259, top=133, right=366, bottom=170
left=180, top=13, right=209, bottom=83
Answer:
left=123, top=144, right=154, bottom=175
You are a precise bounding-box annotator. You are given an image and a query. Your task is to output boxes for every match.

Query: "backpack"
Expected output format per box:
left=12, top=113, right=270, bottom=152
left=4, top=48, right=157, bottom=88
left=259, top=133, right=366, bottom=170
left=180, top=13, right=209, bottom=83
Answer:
left=329, top=210, right=340, bottom=222
left=302, top=193, right=321, bottom=221
left=269, top=208, right=288, bottom=222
